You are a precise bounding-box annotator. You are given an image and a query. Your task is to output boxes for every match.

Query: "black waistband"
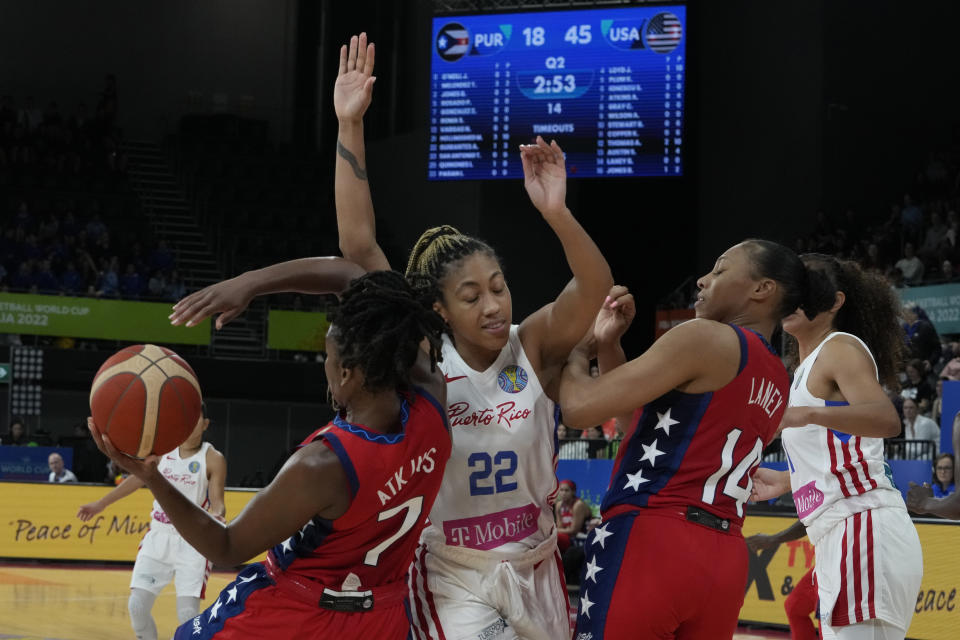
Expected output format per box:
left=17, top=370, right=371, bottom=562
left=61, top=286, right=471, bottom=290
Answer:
left=685, top=506, right=734, bottom=532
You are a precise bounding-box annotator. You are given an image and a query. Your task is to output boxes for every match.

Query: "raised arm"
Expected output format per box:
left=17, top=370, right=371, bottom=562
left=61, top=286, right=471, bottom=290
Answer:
left=559, top=319, right=740, bottom=429
left=170, top=256, right=366, bottom=328
left=76, top=473, right=145, bottom=521
left=205, top=446, right=227, bottom=521
left=592, top=285, right=637, bottom=431
left=88, top=418, right=350, bottom=567
left=518, top=137, right=613, bottom=376
left=334, top=32, right=390, bottom=272
left=779, top=336, right=901, bottom=438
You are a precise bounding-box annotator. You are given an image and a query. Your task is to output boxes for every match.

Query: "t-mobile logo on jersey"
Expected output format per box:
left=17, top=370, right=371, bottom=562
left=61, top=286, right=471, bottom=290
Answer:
left=447, top=401, right=532, bottom=429
left=793, top=480, right=825, bottom=519
left=376, top=447, right=439, bottom=506
left=443, top=503, right=540, bottom=550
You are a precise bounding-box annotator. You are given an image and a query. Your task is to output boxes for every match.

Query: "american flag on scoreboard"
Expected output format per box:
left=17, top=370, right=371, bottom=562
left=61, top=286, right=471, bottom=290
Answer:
left=646, top=12, right=683, bottom=53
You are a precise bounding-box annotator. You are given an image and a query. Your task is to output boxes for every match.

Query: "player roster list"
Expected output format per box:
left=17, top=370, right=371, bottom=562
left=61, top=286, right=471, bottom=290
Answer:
left=428, top=4, right=686, bottom=181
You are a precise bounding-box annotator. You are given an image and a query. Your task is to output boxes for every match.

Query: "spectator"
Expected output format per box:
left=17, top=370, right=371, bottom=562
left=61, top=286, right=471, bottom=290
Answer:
left=148, top=239, right=174, bottom=273
left=902, top=397, right=939, bottom=456
left=582, top=424, right=609, bottom=458
left=920, top=211, right=948, bottom=262
left=901, top=358, right=936, bottom=411
left=85, top=213, right=107, bottom=242
left=931, top=377, right=946, bottom=424
left=119, top=263, right=142, bottom=298
left=895, top=242, right=925, bottom=284
left=48, top=452, right=78, bottom=483
left=34, top=260, right=59, bottom=294
left=932, top=453, right=955, bottom=498
left=165, top=269, right=186, bottom=302
left=97, top=257, right=119, bottom=297
left=558, top=423, right=588, bottom=460
left=901, top=194, right=923, bottom=242
left=3, top=419, right=33, bottom=446
left=937, top=260, right=958, bottom=282
left=61, top=261, right=82, bottom=294
left=146, top=270, right=166, bottom=298
left=903, top=304, right=942, bottom=367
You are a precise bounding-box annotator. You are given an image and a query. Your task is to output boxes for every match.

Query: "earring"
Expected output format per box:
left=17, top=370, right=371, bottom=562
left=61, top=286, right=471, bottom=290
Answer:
left=326, top=385, right=341, bottom=413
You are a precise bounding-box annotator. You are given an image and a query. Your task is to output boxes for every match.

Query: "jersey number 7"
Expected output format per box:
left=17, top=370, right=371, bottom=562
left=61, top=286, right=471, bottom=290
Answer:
left=363, top=496, right=423, bottom=567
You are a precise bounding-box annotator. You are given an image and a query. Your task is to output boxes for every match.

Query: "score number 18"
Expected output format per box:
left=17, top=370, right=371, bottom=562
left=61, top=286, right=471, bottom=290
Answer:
left=522, top=24, right=593, bottom=46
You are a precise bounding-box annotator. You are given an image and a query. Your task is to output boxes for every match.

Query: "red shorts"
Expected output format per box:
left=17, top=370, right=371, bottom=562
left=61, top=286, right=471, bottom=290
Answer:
left=574, top=509, right=749, bottom=640
left=174, top=564, right=411, bottom=640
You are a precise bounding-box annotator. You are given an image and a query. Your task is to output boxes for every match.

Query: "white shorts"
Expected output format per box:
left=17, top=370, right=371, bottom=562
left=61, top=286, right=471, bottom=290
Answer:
left=130, top=523, right=211, bottom=598
left=408, top=536, right=571, bottom=640
left=814, top=506, right=922, bottom=635
left=821, top=618, right=906, bottom=640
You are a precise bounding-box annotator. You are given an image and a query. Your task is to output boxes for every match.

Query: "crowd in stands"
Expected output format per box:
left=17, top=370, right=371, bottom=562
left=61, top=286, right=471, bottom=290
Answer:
left=0, top=79, right=188, bottom=302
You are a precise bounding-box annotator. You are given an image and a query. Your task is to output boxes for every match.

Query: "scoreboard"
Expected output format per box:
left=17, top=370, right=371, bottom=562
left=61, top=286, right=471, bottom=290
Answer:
left=428, top=4, right=687, bottom=181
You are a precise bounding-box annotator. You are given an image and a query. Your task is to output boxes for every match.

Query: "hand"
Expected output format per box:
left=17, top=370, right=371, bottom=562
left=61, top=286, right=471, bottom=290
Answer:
left=745, top=533, right=779, bottom=552
left=750, top=467, right=789, bottom=502
left=778, top=406, right=811, bottom=430
left=169, top=274, right=255, bottom=329
left=906, top=481, right=934, bottom=513
left=87, top=417, right=160, bottom=481
left=594, top=285, right=635, bottom=345
left=334, top=33, right=376, bottom=123
left=77, top=501, right=104, bottom=522
left=520, top=136, right=567, bottom=218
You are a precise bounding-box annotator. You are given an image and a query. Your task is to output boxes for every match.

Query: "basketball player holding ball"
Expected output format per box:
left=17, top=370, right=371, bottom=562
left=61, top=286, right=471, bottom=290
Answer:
left=560, top=240, right=807, bottom=640
left=77, top=405, right=226, bottom=640
left=93, top=263, right=451, bottom=640
left=169, top=33, right=612, bottom=639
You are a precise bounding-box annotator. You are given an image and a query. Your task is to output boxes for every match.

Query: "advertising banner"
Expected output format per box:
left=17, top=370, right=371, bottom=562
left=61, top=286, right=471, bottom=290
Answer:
left=899, top=283, right=960, bottom=335
left=267, top=309, right=328, bottom=351
left=0, top=292, right=210, bottom=345
left=0, top=446, right=73, bottom=481
left=0, top=482, right=266, bottom=563
left=741, top=513, right=959, bottom=639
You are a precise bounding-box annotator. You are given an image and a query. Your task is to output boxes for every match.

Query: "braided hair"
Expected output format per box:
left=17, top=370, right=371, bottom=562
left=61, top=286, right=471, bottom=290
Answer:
left=327, top=270, right=446, bottom=393
left=795, top=253, right=905, bottom=389
left=405, top=225, right=501, bottom=302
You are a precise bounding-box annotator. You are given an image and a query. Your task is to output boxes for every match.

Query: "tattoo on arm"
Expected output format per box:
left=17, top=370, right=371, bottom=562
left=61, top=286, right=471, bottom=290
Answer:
left=337, top=139, right=368, bottom=181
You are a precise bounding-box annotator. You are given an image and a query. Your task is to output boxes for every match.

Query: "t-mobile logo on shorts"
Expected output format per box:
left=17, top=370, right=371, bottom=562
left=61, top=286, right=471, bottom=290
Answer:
left=443, top=503, right=539, bottom=550
left=793, top=480, right=825, bottom=519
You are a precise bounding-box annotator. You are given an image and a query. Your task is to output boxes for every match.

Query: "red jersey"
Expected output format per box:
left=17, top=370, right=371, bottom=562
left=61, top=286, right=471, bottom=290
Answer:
left=269, top=387, right=450, bottom=589
left=601, top=325, right=788, bottom=527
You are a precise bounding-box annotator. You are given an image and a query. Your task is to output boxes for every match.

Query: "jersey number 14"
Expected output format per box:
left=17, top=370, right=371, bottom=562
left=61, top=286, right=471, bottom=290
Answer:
left=701, top=428, right=764, bottom=517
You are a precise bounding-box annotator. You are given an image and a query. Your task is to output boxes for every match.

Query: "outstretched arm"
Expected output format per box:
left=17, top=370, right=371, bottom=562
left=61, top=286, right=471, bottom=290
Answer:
left=907, top=481, right=960, bottom=519
left=518, top=137, right=613, bottom=377
left=77, top=473, right=146, bottom=521
left=170, top=256, right=366, bottom=328
left=88, top=418, right=349, bottom=567
left=560, top=319, right=740, bottom=428
left=745, top=519, right=806, bottom=552
left=335, top=32, right=390, bottom=272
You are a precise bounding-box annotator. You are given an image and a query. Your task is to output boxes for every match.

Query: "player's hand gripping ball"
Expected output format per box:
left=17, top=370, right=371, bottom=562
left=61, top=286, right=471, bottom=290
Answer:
left=89, top=344, right=202, bottom=459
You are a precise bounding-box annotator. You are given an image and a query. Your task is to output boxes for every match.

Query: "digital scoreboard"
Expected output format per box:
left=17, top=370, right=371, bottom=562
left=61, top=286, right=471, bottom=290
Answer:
left=428, top=4, right=687, bottom=181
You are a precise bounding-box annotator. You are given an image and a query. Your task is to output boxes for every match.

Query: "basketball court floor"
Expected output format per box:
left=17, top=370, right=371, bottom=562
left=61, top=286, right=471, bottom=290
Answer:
left=0, top=562, right=790, bottom=639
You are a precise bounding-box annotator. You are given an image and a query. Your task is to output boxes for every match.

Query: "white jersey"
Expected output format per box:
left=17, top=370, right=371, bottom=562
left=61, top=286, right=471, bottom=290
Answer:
left=781, top=332, right=903, bottom=537
left=424, top=325, right=559, bottom=554
left=151, top=442, right=211, bottom=526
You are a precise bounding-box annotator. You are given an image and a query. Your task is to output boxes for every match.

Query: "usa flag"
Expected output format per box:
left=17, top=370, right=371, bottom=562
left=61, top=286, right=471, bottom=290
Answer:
left=645, top=12, right=683, bottom=54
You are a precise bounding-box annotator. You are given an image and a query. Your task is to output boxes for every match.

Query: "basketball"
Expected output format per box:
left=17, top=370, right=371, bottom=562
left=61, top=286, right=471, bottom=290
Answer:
left=89, top=344, right=203, bottom=459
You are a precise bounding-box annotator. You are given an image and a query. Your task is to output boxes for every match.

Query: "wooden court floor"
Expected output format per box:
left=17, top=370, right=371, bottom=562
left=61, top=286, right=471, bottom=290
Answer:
left=0, top=562, right=789, bottom=639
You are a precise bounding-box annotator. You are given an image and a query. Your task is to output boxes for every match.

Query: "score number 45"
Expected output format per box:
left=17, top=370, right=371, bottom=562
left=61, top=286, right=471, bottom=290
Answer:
left=522, top=24, right=592, bottom=46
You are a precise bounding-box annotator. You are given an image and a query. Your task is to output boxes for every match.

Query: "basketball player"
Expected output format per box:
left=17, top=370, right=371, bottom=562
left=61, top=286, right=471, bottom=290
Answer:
left=746, top=520, right=818, bottom=640
left=77, top=406, right=226, bottom=640
left=559, top=240, right=811, bottom=639
left=168, top=32, right=612, bottom=640
left=95, top=266, right=450, bottom=639
left=752, top=254, right=922, bottom=640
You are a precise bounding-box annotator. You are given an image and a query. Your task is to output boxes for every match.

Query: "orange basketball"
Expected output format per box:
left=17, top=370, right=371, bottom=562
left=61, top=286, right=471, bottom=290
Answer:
left=89, top=344, right=203, bottom=459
